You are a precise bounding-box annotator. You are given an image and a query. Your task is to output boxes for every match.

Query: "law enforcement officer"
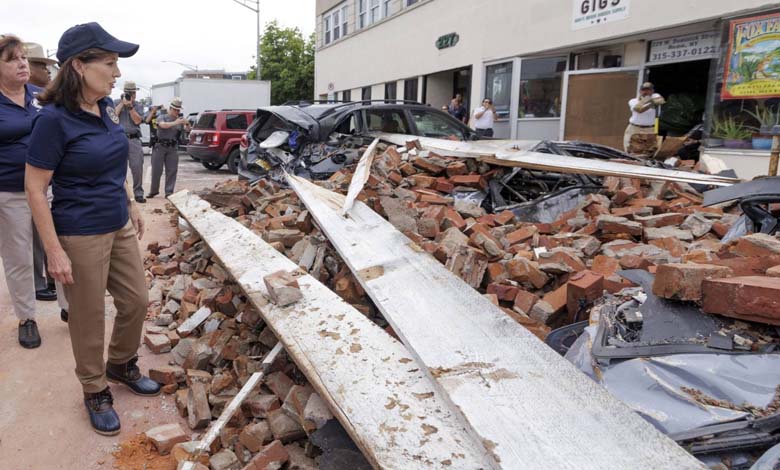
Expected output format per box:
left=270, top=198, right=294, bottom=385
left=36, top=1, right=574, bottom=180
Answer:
left=115, top=81, right=146, bottom=202
left=23, top=42, right=56, bottom=88
left=23, top=42, right=60, bottom=305
left=624, top=82, right=666, bottom=158
left=148, top=97, right=189, bottom=198
left=26, top=21, right=160, bottom=436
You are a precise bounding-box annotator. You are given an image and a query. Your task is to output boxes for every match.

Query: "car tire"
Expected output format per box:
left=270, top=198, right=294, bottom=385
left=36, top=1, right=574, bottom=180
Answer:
left=226, top=149, right=240, bottom=174
left=201, top=160, right=224, bottom=171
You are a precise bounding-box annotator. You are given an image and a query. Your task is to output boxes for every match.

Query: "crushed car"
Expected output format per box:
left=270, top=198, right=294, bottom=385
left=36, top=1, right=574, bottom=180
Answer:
left=238, top=100, right=478, bottom=183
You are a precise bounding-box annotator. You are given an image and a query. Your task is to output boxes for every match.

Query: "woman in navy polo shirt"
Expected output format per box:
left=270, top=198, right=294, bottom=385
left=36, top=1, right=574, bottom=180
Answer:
left=0, top=34, right=42, bottom=349
left=25, top=23, right=160, bottom=436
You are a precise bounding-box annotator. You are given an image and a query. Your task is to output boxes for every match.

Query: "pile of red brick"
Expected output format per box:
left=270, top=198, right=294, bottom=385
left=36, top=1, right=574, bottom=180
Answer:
left=142, top=224, right=344, bottom=469
left=141, top=143, right=780, bottom=466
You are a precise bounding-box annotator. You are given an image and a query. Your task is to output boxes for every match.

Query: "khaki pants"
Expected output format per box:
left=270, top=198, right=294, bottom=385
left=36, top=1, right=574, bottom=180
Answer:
left=623, top=123, right=658, bottom=157
left=0, top=191, right=36, bottom=321
left=59, top=221, right=147, bottom=393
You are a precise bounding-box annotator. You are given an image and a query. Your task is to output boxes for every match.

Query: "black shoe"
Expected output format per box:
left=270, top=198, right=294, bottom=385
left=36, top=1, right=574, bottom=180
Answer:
left=84, top=387, right=120, bottom=436
left=61, top=309, right=69, bottom=323
left=35, top=288, right=57, bottom=301
left=147, top=192, right=158, bottom=198
left=18, top=319, right=41, bottom=349
left=106, top=355, right=162, bottom=396
left=135, top=196, right=147, bottom=203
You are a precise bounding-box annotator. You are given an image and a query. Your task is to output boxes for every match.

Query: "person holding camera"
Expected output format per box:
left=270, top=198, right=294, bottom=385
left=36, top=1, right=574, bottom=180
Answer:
left=148, top=97, right=188, bottom=198
left=471, top=98, right=497, bottom=138
left=115, top=81, right=145, bottom=203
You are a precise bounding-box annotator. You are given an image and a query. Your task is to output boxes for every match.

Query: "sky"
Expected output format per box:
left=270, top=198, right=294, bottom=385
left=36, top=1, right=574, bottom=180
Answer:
left=4, top=0, right=315, bottom=99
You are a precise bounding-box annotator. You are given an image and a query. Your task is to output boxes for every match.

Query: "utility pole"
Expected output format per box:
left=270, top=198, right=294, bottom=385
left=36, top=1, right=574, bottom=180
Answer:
left=231, top=0, right=261, bottom=80
left=162, top=60, right=200, bottom=79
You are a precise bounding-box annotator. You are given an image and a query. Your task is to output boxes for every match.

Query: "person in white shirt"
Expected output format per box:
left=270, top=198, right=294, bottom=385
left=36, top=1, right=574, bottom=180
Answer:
left=472, top=98, right=497, bottom=138
left=624, top=82, right=665, bottom=157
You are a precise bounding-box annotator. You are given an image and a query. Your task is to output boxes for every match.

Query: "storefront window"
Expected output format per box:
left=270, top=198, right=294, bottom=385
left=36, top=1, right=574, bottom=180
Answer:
left=705, top=11, right=780, bottom=150
left=485, top=62, right=512, bottom=119
left=519, top=56, right=566, bottom=118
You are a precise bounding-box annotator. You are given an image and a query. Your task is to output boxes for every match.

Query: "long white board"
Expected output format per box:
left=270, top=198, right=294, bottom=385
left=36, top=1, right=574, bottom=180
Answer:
left=169, top=191, right=493, bottom=470
left=288, top=175, right=706, bottom=470
left=375, top=133, right=738, bottom=186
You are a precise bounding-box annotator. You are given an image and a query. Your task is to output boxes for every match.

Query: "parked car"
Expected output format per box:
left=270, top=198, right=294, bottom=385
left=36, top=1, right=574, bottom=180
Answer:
left=187, top=109, right=255, bottom=173
left=238, top=101, right=478, bottom=182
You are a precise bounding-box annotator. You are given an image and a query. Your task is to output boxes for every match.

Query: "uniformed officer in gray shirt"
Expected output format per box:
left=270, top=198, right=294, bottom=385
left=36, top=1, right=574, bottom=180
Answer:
left=114, top=81, right=146, bottom=202
left=149, top=97, right=189, bottom=198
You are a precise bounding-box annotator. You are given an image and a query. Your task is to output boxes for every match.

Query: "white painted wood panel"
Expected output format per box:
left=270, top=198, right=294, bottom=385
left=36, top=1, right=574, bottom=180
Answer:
left=288, top=175, right=706, bottom=470
left=169, top=191, right=492, bottom=470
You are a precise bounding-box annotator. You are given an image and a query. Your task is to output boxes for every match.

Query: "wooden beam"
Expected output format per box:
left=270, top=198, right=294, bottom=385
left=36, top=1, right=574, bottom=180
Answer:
left=169, top=191, right=493, bottom=470
left=375, top=133, right=738, bottom=187
left=288, top=175, right=707, bottom=470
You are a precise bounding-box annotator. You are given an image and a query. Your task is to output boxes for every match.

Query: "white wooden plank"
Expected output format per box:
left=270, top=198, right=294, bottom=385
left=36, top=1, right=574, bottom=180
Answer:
left=182, top=343, right=284, bottom=470
left=288, top=175, right=707, bottom=470
left=169, top=191, right=493, bottom=470
left=342, top=137, right=379, bottom=215
left=375, top=133, right=738, bottom=186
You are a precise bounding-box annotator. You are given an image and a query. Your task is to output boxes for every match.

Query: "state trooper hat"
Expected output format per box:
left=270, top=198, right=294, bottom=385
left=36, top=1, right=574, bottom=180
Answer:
left=56, top=22, right=139, bottom=63
left=640, top=82, right=655, bottom=90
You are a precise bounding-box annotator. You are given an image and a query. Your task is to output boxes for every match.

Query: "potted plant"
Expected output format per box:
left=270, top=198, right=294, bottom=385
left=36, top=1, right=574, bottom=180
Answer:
left=746, top=103, right=779, bottom=150
left=712, top=115, right=753, bottom=149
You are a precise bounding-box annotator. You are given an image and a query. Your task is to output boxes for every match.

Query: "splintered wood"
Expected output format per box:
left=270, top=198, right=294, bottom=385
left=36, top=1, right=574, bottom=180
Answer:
left=287, top=175, right=705, bottom=470
left=169, top=191, right=492, bottom=470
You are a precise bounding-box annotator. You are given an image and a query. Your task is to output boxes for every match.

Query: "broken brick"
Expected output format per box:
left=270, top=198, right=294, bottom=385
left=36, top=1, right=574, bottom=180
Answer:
left=263, top=270, right=303, bottom=307
left=145, top=423, right=188, bottom=455
left=652, top=263, right=734, bottom=301
left=702, top=276, right=780, bottom=324
left=566, top=270, right=604, bottom=322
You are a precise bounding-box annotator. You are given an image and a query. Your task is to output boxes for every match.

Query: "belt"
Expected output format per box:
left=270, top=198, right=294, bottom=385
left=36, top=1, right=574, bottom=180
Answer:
left=157, top=139, right=178, bottom=147
left=125, top=131, right=141, bottom=139
left=629, top=123, right=654, bottom=128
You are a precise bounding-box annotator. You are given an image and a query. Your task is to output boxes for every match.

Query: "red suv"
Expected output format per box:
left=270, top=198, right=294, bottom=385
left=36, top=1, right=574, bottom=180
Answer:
left=187, top=110, right=255, bottom=173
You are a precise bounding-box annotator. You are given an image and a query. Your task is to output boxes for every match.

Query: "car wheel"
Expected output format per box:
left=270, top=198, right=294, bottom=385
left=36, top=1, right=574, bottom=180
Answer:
left=201, top=160, right=224, bottom=171
left=226, top=149, right=240, bottom=174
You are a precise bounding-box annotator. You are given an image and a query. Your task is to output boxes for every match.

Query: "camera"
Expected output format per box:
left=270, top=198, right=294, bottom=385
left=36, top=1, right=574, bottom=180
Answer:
left=123, top=93, right=132, bottom=101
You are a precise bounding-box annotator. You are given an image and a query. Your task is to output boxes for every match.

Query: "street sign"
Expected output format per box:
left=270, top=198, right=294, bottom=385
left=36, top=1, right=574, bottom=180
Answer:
left=572, top=0, right=630, bottom=31
left=648, top=32, right=719, bottom=65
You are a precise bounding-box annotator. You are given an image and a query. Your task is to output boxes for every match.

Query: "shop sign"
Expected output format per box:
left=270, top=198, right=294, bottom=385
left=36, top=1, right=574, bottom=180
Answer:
left=436, top=33, right=459, bottom=50
left=648, top=32, right=719, bottom=65
left=722, top=12, right=780, bottom=100
left=572, top=0, right=630, bottom=31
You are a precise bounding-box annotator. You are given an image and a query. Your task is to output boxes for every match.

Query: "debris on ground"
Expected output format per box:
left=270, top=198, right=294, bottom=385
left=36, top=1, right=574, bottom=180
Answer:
left=112, top=434, right=177, bottom=470
left=140, top=136, right=780, bottom=468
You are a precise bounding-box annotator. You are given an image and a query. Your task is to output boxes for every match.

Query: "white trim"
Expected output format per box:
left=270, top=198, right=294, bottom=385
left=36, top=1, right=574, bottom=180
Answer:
left=559, top=66, right=642, bottom=140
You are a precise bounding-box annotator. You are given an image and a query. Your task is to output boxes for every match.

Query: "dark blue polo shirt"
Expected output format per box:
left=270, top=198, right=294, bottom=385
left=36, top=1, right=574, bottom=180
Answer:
left=0, top=84, right=42, bottom=192
left=27, top=98, right=129, bottom=236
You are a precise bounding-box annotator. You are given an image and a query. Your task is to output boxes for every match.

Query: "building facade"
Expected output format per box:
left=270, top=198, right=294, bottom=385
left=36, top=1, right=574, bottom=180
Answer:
left=314, top=0, right=780, bottom=153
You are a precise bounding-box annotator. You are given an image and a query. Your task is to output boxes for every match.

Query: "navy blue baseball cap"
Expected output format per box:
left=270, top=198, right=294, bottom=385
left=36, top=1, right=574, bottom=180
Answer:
left=56, top=22, right=139, bottom=63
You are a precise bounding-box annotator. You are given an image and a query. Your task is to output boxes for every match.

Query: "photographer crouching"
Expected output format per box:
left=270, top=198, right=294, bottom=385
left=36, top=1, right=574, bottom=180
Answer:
left=114, top=81, right=145, bottom=202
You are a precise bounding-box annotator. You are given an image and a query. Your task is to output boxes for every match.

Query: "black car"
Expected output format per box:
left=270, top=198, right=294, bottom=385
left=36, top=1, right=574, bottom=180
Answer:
left=238, top=101, right=478, bottom=183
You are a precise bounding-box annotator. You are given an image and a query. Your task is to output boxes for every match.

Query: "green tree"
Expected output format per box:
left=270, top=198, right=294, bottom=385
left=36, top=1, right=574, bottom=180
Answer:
left=248, top=21, right=314, bottom=105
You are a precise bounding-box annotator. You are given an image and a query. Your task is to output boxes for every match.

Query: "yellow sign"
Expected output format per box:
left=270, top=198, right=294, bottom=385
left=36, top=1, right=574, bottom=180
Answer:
left=722, top=13, right=780, bottom=100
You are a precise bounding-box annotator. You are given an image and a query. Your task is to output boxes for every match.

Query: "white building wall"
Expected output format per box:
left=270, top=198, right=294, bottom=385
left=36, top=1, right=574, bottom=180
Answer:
left=315, top=0, right=775, bottom=104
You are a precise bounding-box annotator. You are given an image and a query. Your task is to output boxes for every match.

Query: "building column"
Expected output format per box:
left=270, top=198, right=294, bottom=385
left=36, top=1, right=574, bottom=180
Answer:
left=509, top=57, right=522, bottom=140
